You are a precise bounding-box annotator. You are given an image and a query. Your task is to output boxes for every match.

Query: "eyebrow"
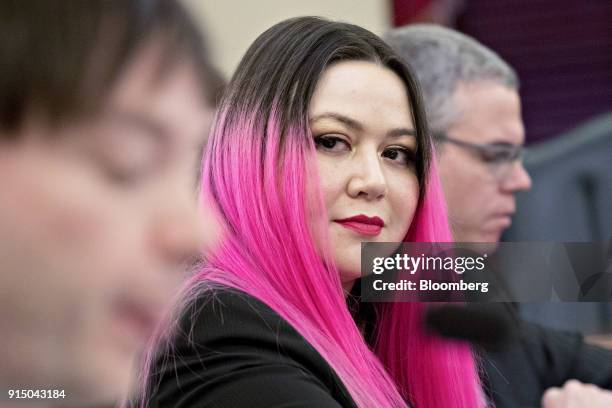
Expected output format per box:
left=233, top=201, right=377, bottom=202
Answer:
left=387, top=128, right=417, bottom=138
left=310, top=112, right=363, bottom=132
left=309, top=112, right=417, bottom=139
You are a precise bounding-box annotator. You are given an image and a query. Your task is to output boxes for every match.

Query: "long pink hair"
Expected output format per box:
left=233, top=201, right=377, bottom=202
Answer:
left=143, top=17, right=483, bottom=408
left=196, top=114, right=482, bottom=408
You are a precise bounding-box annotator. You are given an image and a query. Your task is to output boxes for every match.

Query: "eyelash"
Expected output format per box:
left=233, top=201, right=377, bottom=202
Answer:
left=314, top=135, right=416, bottom=167
left=314, top=135, right=350, bottom=152
left=383, top=146, right=417, bottom=166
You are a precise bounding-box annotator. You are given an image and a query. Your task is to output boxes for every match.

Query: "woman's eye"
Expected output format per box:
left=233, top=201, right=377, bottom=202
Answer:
left=314, top=135, right=350, bottom=153
left=382, top=147, right=416, bottom=166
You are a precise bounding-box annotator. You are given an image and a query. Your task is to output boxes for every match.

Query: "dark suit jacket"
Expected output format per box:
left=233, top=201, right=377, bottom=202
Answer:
left=482, top=304, right=612, bottom=408
left=146, top=287, right=357, bottom=407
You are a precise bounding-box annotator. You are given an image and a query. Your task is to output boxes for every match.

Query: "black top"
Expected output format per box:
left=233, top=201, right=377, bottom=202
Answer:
left=146, top=287, right=357, bottom=407
left=144, top=286, right=612, bottom=408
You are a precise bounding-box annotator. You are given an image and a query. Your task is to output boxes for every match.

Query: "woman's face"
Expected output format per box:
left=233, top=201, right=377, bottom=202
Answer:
left=0, top=45, right=216, bottom=404
left=309, top=61, right=420, bottom=290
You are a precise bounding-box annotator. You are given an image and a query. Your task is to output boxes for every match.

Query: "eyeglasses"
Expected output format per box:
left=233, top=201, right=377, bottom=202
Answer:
left=432, top=131, right=524, bottom=164
left=432, top=131, right=526, bottom=180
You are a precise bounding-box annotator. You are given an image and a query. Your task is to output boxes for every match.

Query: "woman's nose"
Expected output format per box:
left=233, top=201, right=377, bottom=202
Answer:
left=346, top=151, right=387, bottom=200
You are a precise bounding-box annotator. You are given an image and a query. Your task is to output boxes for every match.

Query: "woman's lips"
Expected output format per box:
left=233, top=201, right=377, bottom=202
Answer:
left=334, top=214, right=385, bottom=237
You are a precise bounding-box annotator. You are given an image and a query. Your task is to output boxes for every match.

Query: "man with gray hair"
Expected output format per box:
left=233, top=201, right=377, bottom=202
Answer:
left=386, top=25, right=612, bottom=408
left=387, top=25, right=530, bottom=243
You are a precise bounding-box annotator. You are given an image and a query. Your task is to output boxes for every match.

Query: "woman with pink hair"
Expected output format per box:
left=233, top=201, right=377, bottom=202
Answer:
left=143, top=16, right=483, bottom=408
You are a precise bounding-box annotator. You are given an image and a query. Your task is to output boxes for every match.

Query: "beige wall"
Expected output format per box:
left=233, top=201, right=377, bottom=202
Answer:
left=184, top=0, right=391, bottom=79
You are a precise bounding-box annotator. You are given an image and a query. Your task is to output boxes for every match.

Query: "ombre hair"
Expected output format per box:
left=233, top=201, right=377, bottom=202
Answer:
left=145, top=17, right=483, bottom=408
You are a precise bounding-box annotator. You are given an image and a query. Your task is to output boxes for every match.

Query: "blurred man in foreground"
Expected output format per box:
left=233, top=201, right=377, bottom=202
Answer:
left=386, top=24, right=612, bottom=408
left=0, top=1, right=220, bottom=406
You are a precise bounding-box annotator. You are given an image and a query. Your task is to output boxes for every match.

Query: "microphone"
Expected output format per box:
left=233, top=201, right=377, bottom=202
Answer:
left=424, top=304, right=520, bottom=351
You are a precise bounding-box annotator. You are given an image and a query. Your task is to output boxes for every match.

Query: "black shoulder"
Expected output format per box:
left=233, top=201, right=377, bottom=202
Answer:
left=522, top=322, right=612, bottom=389
left=148, top=286, right=355, bottom=408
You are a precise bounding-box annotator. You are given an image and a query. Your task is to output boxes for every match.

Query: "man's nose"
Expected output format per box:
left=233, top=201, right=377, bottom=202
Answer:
left=346, top=151, right=387, bottom=200
left=501, top=161, right=532, bottom=193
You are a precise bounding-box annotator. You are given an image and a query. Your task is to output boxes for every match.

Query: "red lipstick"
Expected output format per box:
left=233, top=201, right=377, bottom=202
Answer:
left=335, top=214, right=385, bottom=236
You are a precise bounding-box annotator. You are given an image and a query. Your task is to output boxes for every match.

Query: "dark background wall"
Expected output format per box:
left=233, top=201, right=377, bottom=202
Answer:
left=392, top=0, right=612, bottom=144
